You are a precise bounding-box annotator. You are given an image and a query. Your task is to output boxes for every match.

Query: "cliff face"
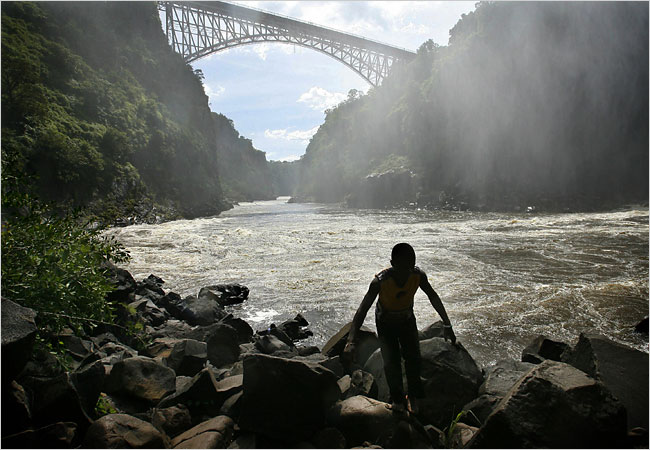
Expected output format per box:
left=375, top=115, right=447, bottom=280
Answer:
left=1, top=2, right=276, bottom=223
left=212, top=113, right=277, bottom=203
left=293, top=2, right=649, bottom=211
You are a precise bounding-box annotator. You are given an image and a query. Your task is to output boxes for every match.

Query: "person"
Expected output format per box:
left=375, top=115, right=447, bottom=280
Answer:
left=343, top=242, right=456, bottom=414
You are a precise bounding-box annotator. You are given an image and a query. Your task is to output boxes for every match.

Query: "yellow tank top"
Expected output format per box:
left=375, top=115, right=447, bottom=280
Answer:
left=377, top=268, right=421, bottom=312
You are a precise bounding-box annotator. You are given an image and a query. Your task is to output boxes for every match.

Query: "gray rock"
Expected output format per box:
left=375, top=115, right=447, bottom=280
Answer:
left=1, top=381, right=32, bottom=436
left=364, top=338, right=483, bottom=429
left=21, top=372, right=93, bottom=430
left=171, top=415, right=235, bottom=449
left=164, top=339, right=207, bottom=377
left=468, top=360, right=627, bottom=448
left=158, top=369, right=242, bottom=420
left=206, top=324, right=240, bottom=367
left=462, top=394, right=502, bottom=427
left=152, top=404, right=193, bottom=439
left=418, top=320, right=446, bottom=341
left=479, top=358, right=535, bottom=397
left=521, top=334, right=571, bottom=363
left=340, top=370, right=378, bottom=400
left=1, top=421, right=77, bottom=449
left=105, top=356, right=176, bottom=404
left=239, top=354, right=340, bottom=441
left=70, top=359, right=105, bottom=418
left=199, top=284, right=249, bottom=307
left=83, top=414, right=164, bottom=448
left=326, top=395, right=427, bottom=448
left=254, top=334, right=294, bottom=355
left=1, top=298, right=37, bottom=384
left=183, top=294, right=227, bottom=326
left=322, top=323, right=379, bottom=370
left=564, top=333, right=649, bottom=430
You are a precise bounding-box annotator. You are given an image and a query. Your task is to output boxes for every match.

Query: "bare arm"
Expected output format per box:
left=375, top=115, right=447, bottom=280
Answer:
left=347, top=278, right=380, bottom=344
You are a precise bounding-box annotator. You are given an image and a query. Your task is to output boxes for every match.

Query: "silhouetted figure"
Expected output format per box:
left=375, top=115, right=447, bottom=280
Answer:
left=344, top=243, right=456, bottom=414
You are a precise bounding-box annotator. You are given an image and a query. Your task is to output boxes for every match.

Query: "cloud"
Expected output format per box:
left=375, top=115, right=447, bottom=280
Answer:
left=297, top=86, right=347, bottom=111
left=278, top=154, right=301, bottom=162
left=204, top=83, right=225, bottom=108
left=264, top=125, right=320, bottom=144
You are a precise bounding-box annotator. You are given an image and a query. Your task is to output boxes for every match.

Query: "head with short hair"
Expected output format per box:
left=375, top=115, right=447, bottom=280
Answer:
left=390, top=243, right=416, bottom=270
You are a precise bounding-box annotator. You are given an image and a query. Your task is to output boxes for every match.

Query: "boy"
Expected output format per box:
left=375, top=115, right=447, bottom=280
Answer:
left=343, top=243, right=456, bottom=414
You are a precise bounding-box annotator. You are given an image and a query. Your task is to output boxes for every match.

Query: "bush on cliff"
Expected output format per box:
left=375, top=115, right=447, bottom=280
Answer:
left=1, top=188, right=130, bottom=335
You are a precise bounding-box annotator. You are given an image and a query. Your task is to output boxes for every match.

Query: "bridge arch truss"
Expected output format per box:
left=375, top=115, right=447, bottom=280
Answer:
left=159, top=1, right=415, bottom=86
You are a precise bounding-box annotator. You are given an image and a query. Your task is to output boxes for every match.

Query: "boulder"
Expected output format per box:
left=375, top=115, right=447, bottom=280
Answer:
left=164, top=339, right=207, bottom=377
left=634, top=316, right=648, bottom=335
left=198, top=284, right=249, bottom=307
left=326, top=395, right=429, bottom=448
left=129, top=298, right=168, bottom=327
left=103, top=262, right=137, bottom=303
left=564, top=333, right=649, bottom=430
left=323, top=323, right=380, bottom=370
left=279, top=313, right=314, bottom=341
left=418, top=338, right=484, bottom=428
left=1, top=381, right=32, bottom=436
left=18, top=347, right=65, bottom=379
left=298, top=346, right=322, bottom=357
left=70, top=359, right=106, bottom=418
left=206, top=324, right=241, bottom=367
left=137, top=274, right=166, bottom=297
left=219, top=391, right=243, bottom=419
left=327, top=395, right=394, bottom=447
left=21, top=372, right=92, bottom=430
left=156, top=292, right=196, bottom=324
left=56, top=333, right=96, bottom=367
left=239, top=354, right=340, bottom=441
left=468, top=360, right=627, bottom=448
left=254, top=334, right=294, bottom=355
left=158, top=369, right=242, bottom=420
left=461, top=394, right=502, bottom=428
left=339, top=370, right=378, bottom=400
left=521, top=334, right=571, bottom=364
left=256, top=323, right=296, bottom=349
left=170, top=415, right=235, bottom=449
left=150, top=319, right=196, bottom=341
left=479, top=359, right=535, bottom=397
left=83, top=414, right=164, bottom=448
left=105, top=356, right=176, bottom=404
left=448, top=422, right=479, bottom=449
left=1, top=421, right=77, bottom=449
left=146, top=337, right=179, bottom=360
left=418, top=320, right=446, bottom=341
left=364, top=338, right=483, bottom=429
left=220, top=315, right=254, bottom=344
left=152, top=404, right=193, bottom=439
left=183, top=295, right=227, bottom=326
left=1, top=298, right=38, bottom=384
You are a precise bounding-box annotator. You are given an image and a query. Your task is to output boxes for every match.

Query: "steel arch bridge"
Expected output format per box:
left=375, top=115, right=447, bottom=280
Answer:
left=158, top=1, right=416, bottom=86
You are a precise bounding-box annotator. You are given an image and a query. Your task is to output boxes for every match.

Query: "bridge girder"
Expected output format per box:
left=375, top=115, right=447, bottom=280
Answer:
left=159, top=1, right=416, bottom=87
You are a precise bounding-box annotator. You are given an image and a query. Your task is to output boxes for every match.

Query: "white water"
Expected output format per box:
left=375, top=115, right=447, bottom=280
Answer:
left=106, top=197, right=649, bottom=367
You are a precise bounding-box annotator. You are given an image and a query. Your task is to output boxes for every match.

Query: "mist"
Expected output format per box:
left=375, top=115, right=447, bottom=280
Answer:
left=292, top=2, right=648, bottom=211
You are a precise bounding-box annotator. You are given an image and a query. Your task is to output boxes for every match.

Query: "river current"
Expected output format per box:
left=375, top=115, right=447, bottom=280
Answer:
left=106, top=197, right=649, bottom=367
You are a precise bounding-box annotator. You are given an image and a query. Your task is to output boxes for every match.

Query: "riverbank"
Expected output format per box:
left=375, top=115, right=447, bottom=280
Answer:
left=2, top=263, right=648, bottom=448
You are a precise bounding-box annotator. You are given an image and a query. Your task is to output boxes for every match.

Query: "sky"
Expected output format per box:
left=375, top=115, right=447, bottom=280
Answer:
left=163, top=1, right=476, bottom=162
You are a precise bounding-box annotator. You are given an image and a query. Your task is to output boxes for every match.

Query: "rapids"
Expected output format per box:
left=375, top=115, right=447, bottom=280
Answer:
left=106, top=197, right=649, bottom=366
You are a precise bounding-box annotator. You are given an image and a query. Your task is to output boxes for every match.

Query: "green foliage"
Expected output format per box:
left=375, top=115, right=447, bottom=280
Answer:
left=95, top=393, right=118, bottom=417
left=1, top=189, right=130, bottom=335
left=1, top=1, right=236, bottom=221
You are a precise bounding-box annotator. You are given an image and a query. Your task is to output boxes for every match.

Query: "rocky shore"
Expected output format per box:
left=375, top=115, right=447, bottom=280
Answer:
left=2, top=265, right=648, bottom=449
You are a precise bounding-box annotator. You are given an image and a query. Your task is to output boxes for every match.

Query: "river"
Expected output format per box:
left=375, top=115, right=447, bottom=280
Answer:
left=106, top=197, right=649, bottom=367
